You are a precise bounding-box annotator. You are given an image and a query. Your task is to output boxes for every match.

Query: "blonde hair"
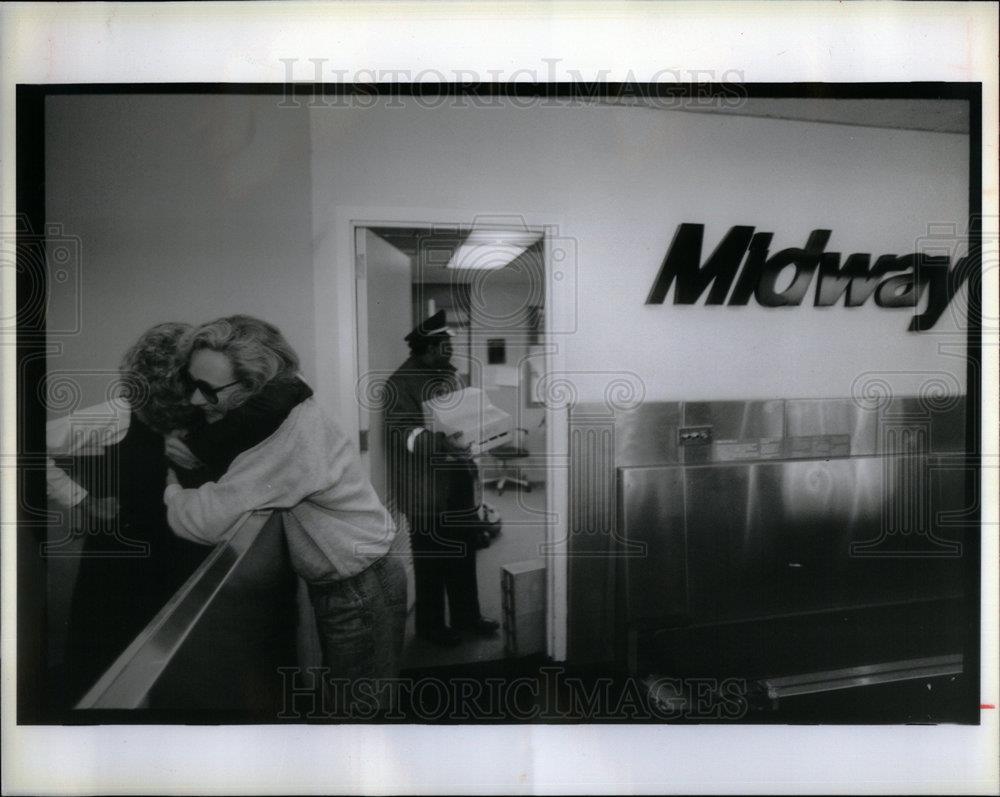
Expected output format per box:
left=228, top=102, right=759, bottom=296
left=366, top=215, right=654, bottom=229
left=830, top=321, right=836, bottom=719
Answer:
left=182, top=315, right=299, bottom=401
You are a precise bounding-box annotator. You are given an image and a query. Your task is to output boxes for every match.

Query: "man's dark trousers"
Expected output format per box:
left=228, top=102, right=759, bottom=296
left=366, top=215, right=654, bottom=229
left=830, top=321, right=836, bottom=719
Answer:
left=408, top=511, right=482, bottom=634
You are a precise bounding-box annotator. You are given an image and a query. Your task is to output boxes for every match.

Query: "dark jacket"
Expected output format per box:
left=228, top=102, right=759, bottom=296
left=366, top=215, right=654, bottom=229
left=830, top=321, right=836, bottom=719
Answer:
left=180, top=377, right=313, bottom=485
left=382, top=357, right=477, bottom=523
left=65, top=414, right=203, bottom=705
left=63, top=378, right=313, bottom=706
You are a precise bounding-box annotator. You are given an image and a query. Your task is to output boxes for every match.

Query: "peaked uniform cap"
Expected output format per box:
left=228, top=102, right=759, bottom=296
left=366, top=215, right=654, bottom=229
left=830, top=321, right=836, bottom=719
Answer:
left=404, top=310, right=455, bottom=343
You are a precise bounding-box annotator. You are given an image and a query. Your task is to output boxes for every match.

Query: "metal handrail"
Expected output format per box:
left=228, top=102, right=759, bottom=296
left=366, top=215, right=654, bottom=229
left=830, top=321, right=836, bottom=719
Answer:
left=76, top=511, right=277, bottom=710
left=758, top=654, right=964, bottom=702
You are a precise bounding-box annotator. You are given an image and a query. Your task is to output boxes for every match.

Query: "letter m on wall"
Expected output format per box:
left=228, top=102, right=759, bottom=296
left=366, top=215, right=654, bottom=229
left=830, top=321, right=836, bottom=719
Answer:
left=646, top=224, right=755, bottom=305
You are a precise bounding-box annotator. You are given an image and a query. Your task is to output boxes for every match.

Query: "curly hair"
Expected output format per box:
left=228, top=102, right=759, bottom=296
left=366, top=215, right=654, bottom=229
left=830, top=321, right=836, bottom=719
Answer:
left=119, top=322, right=198, bottom=434
left=181, top=315, right=300, bottom=407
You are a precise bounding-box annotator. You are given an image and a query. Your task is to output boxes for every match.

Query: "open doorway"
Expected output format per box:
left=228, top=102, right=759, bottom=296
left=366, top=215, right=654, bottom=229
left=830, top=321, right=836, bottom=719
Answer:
left=355, top=223, right=549, bottom=668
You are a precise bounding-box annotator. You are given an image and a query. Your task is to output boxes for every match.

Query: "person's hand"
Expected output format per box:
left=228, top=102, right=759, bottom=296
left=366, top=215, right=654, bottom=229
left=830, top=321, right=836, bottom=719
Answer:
left=444, top=431, right=472, bottom=455
left=70, top=495, right=118, bottom=532
left=165, top=434, right=204, bottom=470
left=86, top=495, right=119, bottom=520
left=166, top=467, right=180, bottom=488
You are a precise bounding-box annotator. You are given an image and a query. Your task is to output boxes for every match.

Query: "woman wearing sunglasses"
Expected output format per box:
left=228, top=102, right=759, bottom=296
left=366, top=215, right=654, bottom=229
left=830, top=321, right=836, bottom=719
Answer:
left=47, top=321, right=316, bottom=705
left=163, top=315, right=406, bottom=701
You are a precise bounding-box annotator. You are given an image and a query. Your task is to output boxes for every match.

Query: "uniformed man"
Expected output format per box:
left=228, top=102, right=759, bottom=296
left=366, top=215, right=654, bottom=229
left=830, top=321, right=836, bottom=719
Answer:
left=383, top=310, right=499, bottom=646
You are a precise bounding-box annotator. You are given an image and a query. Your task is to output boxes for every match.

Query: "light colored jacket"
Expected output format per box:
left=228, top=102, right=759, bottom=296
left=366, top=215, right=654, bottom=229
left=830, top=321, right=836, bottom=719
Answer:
left=164, top=397, right=396, bottom=582
left=46, top=398, right=132, bottom=507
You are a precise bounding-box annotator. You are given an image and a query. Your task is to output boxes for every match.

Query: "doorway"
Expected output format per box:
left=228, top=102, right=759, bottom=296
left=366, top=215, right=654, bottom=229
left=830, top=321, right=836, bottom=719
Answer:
left=354, top=223, right=550, bottom=667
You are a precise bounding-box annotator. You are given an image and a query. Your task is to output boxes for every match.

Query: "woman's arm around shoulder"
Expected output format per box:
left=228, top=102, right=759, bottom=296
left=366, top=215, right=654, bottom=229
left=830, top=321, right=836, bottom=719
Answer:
left=163, top=398, right=343, bottom=544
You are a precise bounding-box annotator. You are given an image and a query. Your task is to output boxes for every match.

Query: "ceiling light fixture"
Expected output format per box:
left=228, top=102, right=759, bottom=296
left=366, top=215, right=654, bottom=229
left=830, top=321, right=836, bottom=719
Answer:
left=445, top=229, right=543, bottom=270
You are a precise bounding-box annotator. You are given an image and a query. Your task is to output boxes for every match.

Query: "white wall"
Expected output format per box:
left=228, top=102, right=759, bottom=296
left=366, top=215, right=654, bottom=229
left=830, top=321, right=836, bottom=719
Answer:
left=310, top=100, right=969, bottom=407
left=44, top=95, right=972, bottom=416
left=41, top=95, right=972, bottom=667
left=45, top=94, right=315, bottom=413
left=468, top=278, right=546, bottom=481
left=43, top=94, right=315, bottom=670
left=362, top=229, right=415, bottom=499
left=307, top=102, right=970, bottom=664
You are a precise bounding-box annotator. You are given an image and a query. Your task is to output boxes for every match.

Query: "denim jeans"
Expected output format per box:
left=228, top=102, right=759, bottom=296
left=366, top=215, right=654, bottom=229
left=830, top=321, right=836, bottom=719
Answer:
left=308, top=555, right=407, bottom=715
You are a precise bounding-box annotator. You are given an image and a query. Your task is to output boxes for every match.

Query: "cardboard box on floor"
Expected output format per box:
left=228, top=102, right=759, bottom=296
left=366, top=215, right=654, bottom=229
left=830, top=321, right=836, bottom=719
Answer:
left=423, top=387, right=513, bottom=456
left=502, top=559, right=546, bottom=657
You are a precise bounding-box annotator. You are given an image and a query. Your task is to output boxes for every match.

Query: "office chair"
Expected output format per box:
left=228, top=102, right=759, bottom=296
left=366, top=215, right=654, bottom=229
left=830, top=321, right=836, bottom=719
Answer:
left=482, top=427, right=530, bottom=495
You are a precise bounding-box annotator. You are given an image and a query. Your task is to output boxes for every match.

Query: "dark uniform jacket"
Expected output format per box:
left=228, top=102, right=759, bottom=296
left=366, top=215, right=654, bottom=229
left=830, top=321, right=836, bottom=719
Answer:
left=382, top=357, right=477, bottom=524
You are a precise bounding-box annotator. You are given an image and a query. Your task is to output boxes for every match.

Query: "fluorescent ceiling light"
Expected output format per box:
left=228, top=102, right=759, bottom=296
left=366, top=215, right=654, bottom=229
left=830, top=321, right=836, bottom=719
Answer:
left=446, top=229, right=542, bottom=270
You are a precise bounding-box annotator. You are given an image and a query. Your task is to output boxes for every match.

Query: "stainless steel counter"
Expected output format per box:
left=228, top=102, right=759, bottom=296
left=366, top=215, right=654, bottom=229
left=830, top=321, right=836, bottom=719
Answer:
left=566, top=395, right=970, bottom=665
left=77, top=511, right=297, bottom=712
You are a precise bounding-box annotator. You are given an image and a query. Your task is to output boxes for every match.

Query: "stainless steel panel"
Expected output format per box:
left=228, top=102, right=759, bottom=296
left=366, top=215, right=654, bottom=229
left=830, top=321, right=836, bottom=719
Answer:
left=853, top=452, right=967, bottom=558
left=613, top=402, right=682, bottom=467
left=785, top=398, right=878, bottom=456
left=929, top=399, right=967, bottom=453
left=877, top=397, right=933, bottom=457
left=570, top=395, right=970, bottom=666
left=756, top=455, right=964, bottom=613
left=78, top=512, right=297, bottom=712
left=748, top=458, right=879, bottom=615
left=567, top=407, right=619, bottom=663
left=878, top=396, right=967, bottom=455
left=568, top=418, right=616, bottom=542
left=621, top=454, right=967, bottom=629
left=682, top=399, right=785, bottom=441
left=928, top=453, right=974, bottom=541
left=682, top=400, right=784, bottom=464
left=619, top=466, right=687, bottom=622
left=682, top=463, right=754, bottom=620
left=149, top=512, right=297, bottom=711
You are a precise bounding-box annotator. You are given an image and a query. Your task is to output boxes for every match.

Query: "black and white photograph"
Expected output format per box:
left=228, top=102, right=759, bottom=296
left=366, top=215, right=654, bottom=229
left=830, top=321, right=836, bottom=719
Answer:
left=2, top=2, right=998, bottom=794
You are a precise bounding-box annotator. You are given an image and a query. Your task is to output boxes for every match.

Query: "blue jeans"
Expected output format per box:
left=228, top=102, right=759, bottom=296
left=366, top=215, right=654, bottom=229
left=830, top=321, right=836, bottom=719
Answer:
left=308, top=555, right=407, bottom=715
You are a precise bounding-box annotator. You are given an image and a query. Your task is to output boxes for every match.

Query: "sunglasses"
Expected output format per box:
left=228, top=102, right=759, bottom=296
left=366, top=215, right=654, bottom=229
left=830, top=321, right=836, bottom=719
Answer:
left=187, top=376, right=241, bottom=405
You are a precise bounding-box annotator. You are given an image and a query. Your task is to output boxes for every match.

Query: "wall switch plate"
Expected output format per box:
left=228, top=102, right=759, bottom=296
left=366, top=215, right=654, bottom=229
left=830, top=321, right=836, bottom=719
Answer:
left=678, top=425, right=713, bottom=445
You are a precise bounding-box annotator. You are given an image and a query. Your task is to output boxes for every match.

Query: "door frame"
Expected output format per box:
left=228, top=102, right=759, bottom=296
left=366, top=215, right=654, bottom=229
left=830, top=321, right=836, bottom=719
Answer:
left=313, top=205, right=570, bottom=661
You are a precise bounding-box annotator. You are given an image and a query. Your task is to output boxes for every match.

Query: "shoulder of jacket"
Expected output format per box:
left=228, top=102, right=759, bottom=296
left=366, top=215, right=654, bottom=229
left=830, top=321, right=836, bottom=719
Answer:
left=235, top=397, right=321, bottom=451
left=284, top=396, right=328, bottom=429
left=387, top=364, right=423, bottom=381
left=291, top=397, right=352, bottom=442
left=46, top=397, right=132, bottom=429
left=224, top=397, right=343, bottom=474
